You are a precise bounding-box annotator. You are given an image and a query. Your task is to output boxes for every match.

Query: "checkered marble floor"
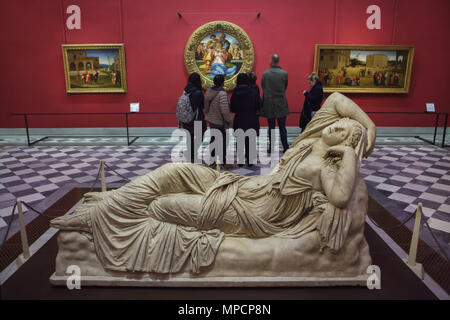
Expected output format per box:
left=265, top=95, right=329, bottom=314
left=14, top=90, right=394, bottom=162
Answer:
left=361, top=145, right=450, bottom=257
left=0, top=143, right=449, bottom=259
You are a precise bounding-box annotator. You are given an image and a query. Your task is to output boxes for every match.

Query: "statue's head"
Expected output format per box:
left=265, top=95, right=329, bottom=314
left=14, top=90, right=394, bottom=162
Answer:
left=321, top=118, right=363, bottom=149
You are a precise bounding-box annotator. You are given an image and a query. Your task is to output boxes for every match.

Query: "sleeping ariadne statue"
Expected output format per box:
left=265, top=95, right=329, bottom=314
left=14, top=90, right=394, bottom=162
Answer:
left=50, top=92, right=376, bottom=286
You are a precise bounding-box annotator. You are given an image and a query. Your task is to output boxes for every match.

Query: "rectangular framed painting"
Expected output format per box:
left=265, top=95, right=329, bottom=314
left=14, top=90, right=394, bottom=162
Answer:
left=62, top=44, right=127, bottom=93
left=314, top=45, right=414, bottom=93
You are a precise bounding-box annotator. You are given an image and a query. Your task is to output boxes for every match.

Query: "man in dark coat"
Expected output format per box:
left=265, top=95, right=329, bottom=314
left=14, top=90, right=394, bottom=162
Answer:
left=261, top=54, right=290, bottom=153
left=299, top=73, right=324, bottom=132
left=230, top=73, right=260, bottom=167
left=248, top=72, right=262, bottom=136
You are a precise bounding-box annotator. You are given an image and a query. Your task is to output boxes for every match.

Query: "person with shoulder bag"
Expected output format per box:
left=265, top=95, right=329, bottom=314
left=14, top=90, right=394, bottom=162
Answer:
left=204, top=75, right=233, bottom=168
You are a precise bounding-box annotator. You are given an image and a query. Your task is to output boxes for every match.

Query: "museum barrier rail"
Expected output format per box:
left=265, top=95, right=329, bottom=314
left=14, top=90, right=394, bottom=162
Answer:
left=10, top=111, right=449, bottom=147
left=366, top=111, right=448, bottom=148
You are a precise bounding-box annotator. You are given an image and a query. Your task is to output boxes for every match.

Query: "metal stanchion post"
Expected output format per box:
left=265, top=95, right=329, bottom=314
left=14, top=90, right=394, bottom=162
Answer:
left=17, top=200, right=31, bottom=261
left=403, top=203, right=424, bottom=279
left=100, top=161, right=107, bottom=192
left=24, top=114, right=31, bottom=146
left=442, top=113, right=448, bottom=148
left=432, top=113, right=439, bottom=145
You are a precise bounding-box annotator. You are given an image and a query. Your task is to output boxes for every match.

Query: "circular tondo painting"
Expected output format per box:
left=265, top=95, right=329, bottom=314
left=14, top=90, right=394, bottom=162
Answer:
left=185, top=21, right=254, bottom=91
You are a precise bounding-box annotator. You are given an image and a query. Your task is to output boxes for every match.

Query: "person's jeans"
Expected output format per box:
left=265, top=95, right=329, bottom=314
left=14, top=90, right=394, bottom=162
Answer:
left=209, top=123, right=227, bottom=164
left=236, top=135, right=257, bottom=165
left=183, top=121, right=203, bottom=163
left=268, top=116, right=289, bottom=152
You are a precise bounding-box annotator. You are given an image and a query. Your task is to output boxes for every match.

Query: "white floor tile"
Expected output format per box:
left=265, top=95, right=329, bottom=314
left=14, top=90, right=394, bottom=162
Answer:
left=427, top=217, right=450, bottom=233
left=365, top=175, right=387, bottom=183
left=17, top=193, right=45, bottom=203
left=431, top=183, right=450, bottom=191
left=388, top=193, right=416, bottom=204
left=403, top=183, right=428, bottom=192
left=35, top=184, right=59, bottom=193
left=415, top=175, right=439, bottom=183
left=376, top=183, right=400, bottom=193
left=419, top=192, right=447, bottom=204
left=391, top=175, right=412, bottom=183
left=438, top=203, right=450, bottom=214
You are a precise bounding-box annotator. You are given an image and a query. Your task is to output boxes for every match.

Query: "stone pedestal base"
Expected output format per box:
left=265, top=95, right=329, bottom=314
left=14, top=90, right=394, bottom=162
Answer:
left=49, top=273, right=369, bottom=287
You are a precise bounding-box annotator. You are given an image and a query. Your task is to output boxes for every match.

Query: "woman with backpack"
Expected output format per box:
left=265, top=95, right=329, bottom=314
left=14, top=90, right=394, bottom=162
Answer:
left=178, top=72, right=206, bottom=163
left=204, top=75, right=233, bottom=168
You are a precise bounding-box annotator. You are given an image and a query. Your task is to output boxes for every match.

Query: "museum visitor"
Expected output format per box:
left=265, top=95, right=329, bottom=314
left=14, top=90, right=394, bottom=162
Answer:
left=230, top=73, right=260, bottom=167
left=248, top=71, right=262, bottom=137
left=179, top=72, right=206, bottom=163
left=204, top=74, right=233, bottom=168
left=260, top=54, right=290, bottom=153
left=299, top=72, right=324, bottom=132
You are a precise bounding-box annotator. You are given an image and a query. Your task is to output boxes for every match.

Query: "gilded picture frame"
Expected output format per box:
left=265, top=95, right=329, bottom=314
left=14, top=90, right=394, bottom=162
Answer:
left=184, top=21, right=255, bottom=91
left=62, top=44, right=127, bottom=93
left=314, top=44, right=414, bottom=94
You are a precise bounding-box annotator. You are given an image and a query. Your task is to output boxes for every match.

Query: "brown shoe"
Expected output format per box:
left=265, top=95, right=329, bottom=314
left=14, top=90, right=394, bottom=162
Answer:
left=222, top=164, right=234, bottom=169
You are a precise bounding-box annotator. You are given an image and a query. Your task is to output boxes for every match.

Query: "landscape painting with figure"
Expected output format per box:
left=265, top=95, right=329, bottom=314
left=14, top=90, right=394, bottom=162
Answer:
left=62, top=44, right=127, bottom=93
left=314, top=45, right=414, bottom=93
left=195, top=32, right=243, bottom=80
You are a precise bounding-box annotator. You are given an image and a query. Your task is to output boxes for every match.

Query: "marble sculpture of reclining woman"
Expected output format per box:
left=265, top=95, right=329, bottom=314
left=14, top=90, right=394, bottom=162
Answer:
left=51, top=92, right=376, bottom=276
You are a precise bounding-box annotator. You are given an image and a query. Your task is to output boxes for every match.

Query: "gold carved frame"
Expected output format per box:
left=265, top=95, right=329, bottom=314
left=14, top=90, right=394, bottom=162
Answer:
left=62, top=44, right=127, bottom=93
left=184, top=21, right=254, bottom=91
left=314, top=44, right=414, bottom=94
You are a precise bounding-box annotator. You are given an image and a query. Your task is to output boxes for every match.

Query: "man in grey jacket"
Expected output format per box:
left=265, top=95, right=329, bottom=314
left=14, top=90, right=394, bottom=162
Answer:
left=261, top=54, right=290, bottom=153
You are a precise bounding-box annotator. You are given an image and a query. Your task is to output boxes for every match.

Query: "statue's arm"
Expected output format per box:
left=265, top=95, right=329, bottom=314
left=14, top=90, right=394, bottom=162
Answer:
left=322, top=92, right=376, bottom=157
left=320, top=146, right=357, bottom=208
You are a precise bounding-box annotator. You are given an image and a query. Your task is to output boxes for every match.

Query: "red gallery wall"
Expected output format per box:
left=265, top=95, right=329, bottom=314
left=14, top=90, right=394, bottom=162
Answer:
left=0, top=0, right=449, bottom=128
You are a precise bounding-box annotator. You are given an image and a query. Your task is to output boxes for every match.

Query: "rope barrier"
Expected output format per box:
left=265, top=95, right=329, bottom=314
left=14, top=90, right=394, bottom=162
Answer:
left=88, top=163, right=102, bottom=194
left=367, top=210, right=416, bottom=231
left=80, top=161, right=131, bottom=203
left=0, top=202, right=17, bottom=253
left=367, top=207, right=449, bottom=261
left=20, top=202, right=60, bottom=219
left=103, top=162, right=132, bottom=182
left=0, top=161, right=113, bottom=251
left=424, top=218, right=449, bottom=261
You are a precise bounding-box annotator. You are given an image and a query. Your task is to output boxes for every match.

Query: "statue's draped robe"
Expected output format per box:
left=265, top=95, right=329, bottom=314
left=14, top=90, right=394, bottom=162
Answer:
left=79, top=105, right=360, bottom=274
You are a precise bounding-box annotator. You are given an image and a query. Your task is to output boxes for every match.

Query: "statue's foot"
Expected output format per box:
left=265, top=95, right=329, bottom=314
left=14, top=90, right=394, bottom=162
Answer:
left=50, top=211, right=92, bottom=233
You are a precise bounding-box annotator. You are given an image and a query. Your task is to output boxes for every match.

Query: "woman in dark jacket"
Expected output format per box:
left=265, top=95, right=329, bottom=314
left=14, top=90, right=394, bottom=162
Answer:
left=230, top=73, right=260, bottom=167
left=248, top=72, right=262, bottom=136
left=299, top=72, right=324, bottom=132
left=181, top=72, right=206, bottom=163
